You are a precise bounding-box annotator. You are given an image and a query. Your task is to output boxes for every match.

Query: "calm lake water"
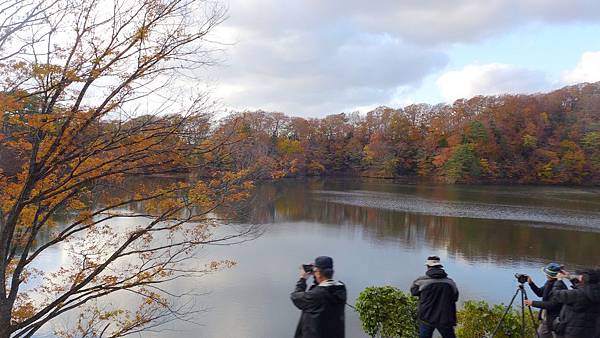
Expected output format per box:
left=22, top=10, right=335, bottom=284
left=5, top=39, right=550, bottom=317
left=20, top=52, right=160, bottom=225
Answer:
left=38, top=178, right=600, bottom=338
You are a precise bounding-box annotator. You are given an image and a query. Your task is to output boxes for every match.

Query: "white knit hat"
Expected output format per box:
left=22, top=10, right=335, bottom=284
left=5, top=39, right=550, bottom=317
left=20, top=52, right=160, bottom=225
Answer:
left=425, top=256, right=443, bottom=267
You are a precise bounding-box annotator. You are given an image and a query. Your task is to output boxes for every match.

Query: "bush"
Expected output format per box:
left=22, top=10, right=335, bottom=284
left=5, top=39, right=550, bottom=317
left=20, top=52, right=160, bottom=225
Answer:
left=456, top=300, right=539, bottom=338
left=355, top=286, right=418, bottom=338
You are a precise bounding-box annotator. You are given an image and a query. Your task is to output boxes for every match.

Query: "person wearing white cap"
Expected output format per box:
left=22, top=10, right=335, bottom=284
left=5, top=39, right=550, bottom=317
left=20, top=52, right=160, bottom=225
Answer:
left=410, top=256, right=459, bottom=338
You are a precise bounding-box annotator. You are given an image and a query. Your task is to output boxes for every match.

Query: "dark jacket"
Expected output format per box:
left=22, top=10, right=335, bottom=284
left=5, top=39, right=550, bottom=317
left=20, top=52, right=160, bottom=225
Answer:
left=529, top=278, right=567, bottom=330
left=291, top=278, right=347, bottom=338
left=596, top=313, right=600, bottom=338
left=596, top=312, right=600, bottom=338
left=551, top=282, right=600, bottom=338
left=410, top=267, right=459, bottom=327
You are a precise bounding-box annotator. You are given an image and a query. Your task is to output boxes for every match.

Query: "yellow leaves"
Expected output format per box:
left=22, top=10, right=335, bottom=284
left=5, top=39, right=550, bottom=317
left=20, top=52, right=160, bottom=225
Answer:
left=11, top=301, right=36, bottom=324
left=241, top=181, right=254, bottom=190
left=24, top=114, right=53, bottom=129
left=206, top=259, right=237, bottom=272
left=99, top=309, right=125, bottom=321
left=143, top=186, right=184, bottom=215
left=64, top=68, right=81, bottom=82
left=225, top=191, right=250, bottom=203
left=76, top=210, right=94, bottom=225
left=134, top=27, right=151, bottom=41
left=0, top=92, right=23, bottom=112
left=31, top=63, right=62, bottom=79
left=276, top=138, right=303, bottom=155
left=67, top=198, right=87, bottom=210
left=16, top=205, right=36, bottom=229
left=102, top=275, right=119, bottom=285
left=5, top=139, right=33, bottom=151
left=271, top=170, right=286, bottom=179
left=188, top=181, right=212, bottom=208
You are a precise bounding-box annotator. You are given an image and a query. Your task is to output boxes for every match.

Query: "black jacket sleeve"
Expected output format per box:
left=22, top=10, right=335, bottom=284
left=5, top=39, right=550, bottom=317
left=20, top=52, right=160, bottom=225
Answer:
left=531, top=299, right=557, bottom=309
left=529, top=281, right=544, bottom=297
left=532, top=281, right=566, bottom=310
left=291, top=278, right=320, bottom=311
left=551, top=284, right=581, bottom=305
left=410, top=279, right=421, bottom=297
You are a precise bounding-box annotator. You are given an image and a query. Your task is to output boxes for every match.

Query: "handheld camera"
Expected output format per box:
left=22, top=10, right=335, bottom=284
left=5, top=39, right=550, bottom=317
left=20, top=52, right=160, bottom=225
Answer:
left=302, top=264, right=314, bottom=273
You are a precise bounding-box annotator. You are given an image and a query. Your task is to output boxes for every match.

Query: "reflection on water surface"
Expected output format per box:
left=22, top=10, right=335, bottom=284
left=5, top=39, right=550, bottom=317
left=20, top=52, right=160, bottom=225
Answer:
left=41, top=178, right=600, bottom=338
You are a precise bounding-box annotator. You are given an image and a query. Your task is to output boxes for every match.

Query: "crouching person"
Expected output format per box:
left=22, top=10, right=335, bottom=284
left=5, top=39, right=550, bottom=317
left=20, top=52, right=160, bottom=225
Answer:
left=291, top=256, right=347, bottom=338
left=410, top=256, right=459, bottom=338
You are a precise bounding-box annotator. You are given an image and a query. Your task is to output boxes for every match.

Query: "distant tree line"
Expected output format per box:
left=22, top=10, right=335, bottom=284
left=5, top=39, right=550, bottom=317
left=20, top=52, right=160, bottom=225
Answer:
left=4, top=82, right=600, bottom=186
left=214, top=83, right=600, bottom=185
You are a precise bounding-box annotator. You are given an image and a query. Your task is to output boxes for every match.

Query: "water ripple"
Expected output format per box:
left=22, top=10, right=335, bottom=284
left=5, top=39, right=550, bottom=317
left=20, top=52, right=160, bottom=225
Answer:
left=312, top=190, right=600, bottom=229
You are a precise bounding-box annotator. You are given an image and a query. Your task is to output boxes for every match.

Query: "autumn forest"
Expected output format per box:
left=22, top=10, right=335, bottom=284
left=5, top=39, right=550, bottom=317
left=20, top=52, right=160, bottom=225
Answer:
left=4, top=82, right=600, bottom=186
left=215, top=82, right=600, bottom=185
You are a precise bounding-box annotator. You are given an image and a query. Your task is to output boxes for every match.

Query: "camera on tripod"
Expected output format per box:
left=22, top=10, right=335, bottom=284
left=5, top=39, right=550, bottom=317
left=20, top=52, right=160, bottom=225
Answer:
left=514, top=273, right=529, bottom=284
left=489, top=273, right=539, bottom=338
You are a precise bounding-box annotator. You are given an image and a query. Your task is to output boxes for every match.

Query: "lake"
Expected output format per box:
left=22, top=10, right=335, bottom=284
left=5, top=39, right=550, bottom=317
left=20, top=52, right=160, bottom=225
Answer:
left=38, top=178, right=600, bottom=337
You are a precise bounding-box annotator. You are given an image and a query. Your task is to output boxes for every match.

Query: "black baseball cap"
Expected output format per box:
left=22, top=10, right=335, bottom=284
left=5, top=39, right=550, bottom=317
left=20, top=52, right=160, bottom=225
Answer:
left=314, top=256, right=333, bottom=270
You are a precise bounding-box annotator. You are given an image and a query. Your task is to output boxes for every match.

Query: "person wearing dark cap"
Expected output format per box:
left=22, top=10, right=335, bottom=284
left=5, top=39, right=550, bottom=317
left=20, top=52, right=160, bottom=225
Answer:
left=550, top=268, right=600, bottom=338
left=291, top=256, right=347, bottom=338
left=410, top=256, right=459, bottom=338
left=524, top=262, right=567, bottom=338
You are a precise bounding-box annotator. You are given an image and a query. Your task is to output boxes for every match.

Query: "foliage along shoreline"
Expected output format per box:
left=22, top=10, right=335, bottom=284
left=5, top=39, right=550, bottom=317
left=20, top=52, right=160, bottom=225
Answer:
left=4, top=82, right=600, bottom=187
left=215, top=82, right=600, bottom=186
left=355, top=286, right=538, bottom=338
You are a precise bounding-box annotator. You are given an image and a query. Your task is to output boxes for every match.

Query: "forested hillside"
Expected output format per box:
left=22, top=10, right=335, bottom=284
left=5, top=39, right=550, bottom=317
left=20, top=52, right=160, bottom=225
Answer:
left=3, top=83, right=600, bottom=184
left=216, top=82, right=600, bottom=184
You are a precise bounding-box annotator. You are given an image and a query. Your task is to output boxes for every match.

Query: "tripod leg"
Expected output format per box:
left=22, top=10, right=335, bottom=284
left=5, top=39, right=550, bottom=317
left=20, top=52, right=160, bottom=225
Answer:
left=521, top=288, right=526, bottom=337
left=490, top=288, right=520, bottom=338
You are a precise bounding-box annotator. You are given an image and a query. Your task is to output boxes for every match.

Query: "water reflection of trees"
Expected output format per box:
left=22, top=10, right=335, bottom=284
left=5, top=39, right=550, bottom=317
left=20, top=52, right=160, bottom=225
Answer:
left=240, top=181, right=600, bottom=267
left=58, top=178, right=600, bottom=268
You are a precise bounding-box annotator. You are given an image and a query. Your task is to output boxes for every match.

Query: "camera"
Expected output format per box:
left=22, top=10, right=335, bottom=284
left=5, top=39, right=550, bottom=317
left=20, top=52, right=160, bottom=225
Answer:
left=514, top=273, right=529, bottom=284
left=302, top=264, right=314, bottom=273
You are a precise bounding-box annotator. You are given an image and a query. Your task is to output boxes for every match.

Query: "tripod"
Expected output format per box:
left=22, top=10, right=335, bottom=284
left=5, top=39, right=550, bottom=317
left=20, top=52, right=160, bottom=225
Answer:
left=489, top=283, right=540, bottom=338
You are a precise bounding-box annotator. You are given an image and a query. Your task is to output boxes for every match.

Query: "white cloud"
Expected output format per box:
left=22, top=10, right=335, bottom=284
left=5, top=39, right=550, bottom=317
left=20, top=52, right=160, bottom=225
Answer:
left=562, top=51, right=600, bottom=84
left=209, top=29, right=447, bottom=115
left=436, top=63, right=550, bottom=102
left=222, top=0, right=600, bottom=45
left=205, top=0, right=600, bottom=115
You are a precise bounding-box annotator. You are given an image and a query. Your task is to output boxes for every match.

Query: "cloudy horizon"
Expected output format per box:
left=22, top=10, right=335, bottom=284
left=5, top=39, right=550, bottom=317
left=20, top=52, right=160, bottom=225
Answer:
left=203, top=0, right=600, bottom=117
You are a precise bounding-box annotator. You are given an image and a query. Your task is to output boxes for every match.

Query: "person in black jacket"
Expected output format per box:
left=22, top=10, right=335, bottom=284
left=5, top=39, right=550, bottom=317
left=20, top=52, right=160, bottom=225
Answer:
left=291, top=256, right=347, bottom=338
left=410, top=256, right=459, bottom=338
left=551, top=269, right=600, bottom=338
left=524, top=262, right=567, bottom=338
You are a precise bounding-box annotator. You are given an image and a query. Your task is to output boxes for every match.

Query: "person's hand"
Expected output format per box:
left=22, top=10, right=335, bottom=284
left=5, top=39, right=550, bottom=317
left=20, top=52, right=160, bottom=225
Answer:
left=527, top=276, right=533, bottom=283
left=299, top=266, right=312, bottom=280
left=524, top=299, right=533, bottom=306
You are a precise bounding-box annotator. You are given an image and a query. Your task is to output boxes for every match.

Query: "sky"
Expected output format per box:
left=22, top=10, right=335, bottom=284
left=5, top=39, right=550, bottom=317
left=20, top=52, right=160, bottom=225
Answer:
left=203, top=0, right=600, bottom=117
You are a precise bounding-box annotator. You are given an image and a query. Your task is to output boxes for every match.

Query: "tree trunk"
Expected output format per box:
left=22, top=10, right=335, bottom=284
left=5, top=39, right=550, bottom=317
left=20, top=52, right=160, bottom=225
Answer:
left=0, top=306, right=11, bottom=338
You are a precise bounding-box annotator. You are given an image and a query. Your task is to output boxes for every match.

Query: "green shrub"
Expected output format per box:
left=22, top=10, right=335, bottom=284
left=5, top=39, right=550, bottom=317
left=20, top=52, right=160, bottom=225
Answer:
left=456, top=300, right=539, bottom=338
left=355, top=286, right=539, bottom=338
left=355, top=286, right=418, bottom=338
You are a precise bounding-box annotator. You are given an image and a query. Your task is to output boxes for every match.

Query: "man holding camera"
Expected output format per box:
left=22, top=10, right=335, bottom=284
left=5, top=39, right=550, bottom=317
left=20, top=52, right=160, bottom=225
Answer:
left=524, top=262, right=567, bottom=338
left=410, top=256, right=459, bottom=338
left=291, top=256, right=347, bottom=338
